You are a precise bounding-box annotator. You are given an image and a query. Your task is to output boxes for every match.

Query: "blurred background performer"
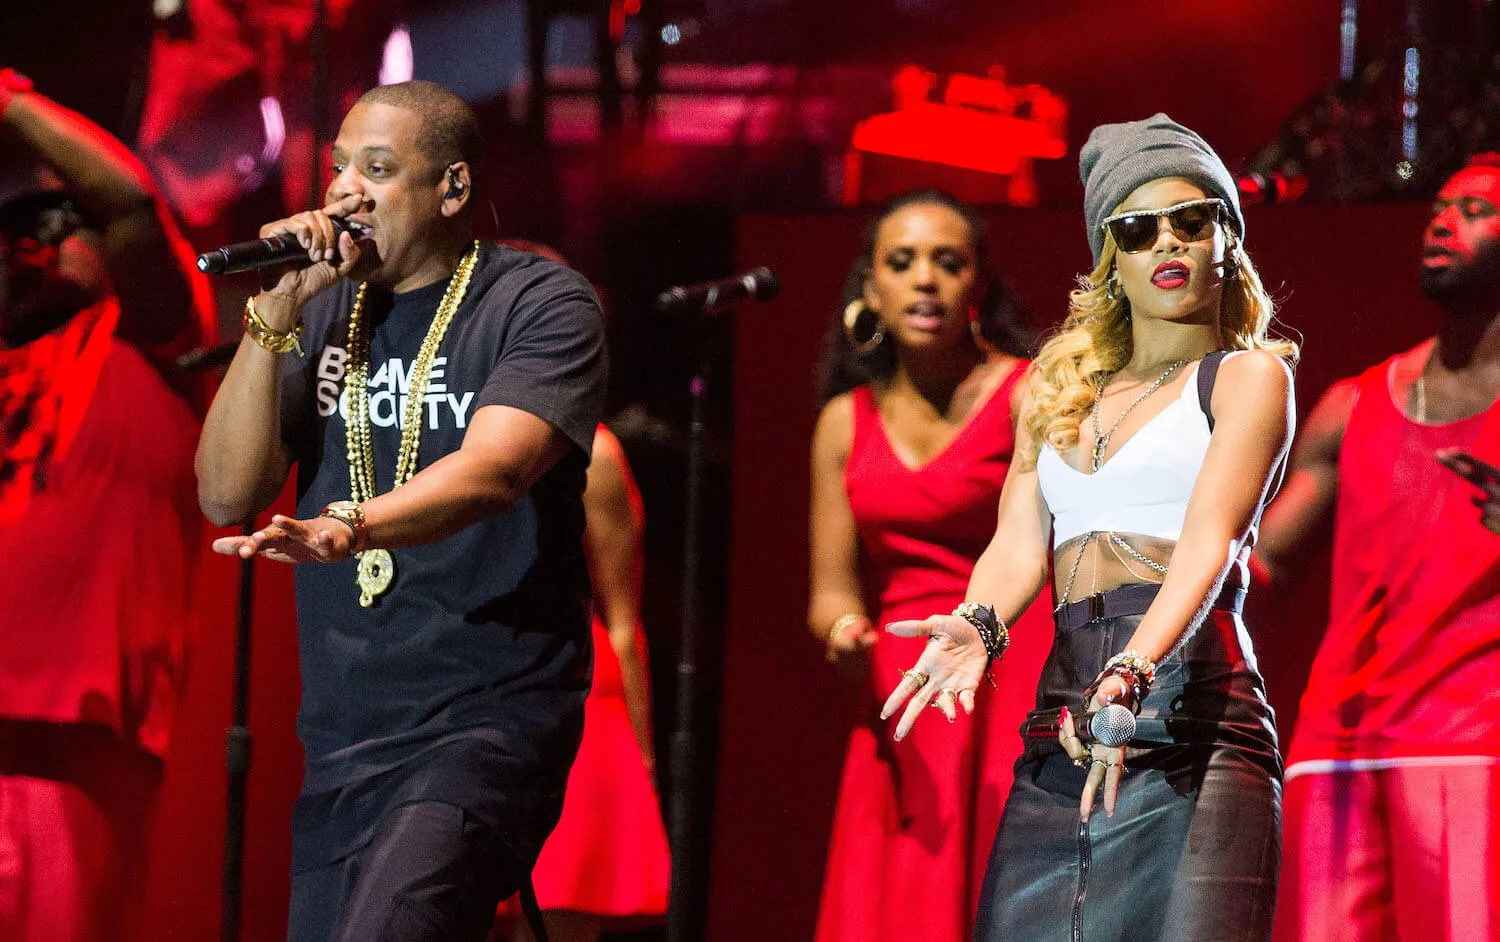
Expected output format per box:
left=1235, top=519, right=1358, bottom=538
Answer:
left=0, top=69, right=215, bottom=942
left=1258, top=153, right=1500, bottom=942
left=194, top=81, right=606, bottom=941
left=807, top=189, right=1049, bottom=942
left=491, top=240, right=669, bottom=942
left=882, top=116, right=1297, bottom=942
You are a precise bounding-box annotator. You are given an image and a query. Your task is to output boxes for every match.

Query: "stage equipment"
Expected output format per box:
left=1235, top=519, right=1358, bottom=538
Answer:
left=844, top=65, right=1067, bottom=207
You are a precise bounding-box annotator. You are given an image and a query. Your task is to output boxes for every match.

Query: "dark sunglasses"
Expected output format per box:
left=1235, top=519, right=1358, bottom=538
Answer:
left=1100, top=198, right=1227, bottom=254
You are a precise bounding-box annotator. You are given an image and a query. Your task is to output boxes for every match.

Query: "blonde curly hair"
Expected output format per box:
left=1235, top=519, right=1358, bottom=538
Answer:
left=1021, top=228, right=1297, bottom=464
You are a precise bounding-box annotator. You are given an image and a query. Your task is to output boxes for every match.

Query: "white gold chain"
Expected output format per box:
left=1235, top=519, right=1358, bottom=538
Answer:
left=1090, top=360, right=1188, bottom=472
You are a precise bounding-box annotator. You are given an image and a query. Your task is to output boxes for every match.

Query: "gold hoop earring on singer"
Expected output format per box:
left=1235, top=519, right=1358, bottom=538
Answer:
left=843, top=299, right=886, bottom=355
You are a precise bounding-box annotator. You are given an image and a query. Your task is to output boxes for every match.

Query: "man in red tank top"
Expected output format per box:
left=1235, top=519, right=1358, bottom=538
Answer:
left=1257, top=154, right=1500, bottom=941
left=0, top=72, right=214, bottom=942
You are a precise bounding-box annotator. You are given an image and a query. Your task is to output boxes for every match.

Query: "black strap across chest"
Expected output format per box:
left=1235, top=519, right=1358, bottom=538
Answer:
left=1196, top=350, right=1229, bottom=431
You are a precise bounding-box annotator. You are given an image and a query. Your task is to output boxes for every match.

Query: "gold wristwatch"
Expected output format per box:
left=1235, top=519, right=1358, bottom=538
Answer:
left=319, top=500, right=368, bottom=552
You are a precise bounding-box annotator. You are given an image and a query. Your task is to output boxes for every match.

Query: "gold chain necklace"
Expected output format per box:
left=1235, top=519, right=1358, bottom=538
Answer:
left=343, top=241, right=481, bottom=606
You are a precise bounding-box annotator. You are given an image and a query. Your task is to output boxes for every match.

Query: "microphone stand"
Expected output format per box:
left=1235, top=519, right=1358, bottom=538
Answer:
left=173, top=346, right=256, bottom=942
left=222, top=521, right=255, bottom=942
left=664, top=297, right=726, bottom=942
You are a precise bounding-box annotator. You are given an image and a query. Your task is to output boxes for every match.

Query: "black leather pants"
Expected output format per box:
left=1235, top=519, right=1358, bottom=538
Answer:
left=974, top=588, right=1283, bottom=942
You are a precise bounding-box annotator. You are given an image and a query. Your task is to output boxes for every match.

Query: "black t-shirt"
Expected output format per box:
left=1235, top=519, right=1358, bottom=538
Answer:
left=278, top=243, right=605, bottom=847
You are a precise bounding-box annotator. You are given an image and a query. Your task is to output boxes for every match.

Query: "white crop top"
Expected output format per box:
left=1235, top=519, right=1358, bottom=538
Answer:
left=1039, top=355, right=1234, bottom=548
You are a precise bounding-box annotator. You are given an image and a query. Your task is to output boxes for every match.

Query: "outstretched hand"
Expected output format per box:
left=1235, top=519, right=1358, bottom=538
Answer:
left=878, top=613, right=991, bottom=741
left=212, top=514, right=355, bottom=564
left=1057, top=675, right=1134, bottom=820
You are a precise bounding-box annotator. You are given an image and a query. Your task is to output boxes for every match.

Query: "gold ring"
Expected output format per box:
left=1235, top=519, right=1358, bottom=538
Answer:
left=900, top=668, right=930, bottom=688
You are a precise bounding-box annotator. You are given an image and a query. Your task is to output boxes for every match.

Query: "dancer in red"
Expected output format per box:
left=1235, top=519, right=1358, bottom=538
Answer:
left=489, top=240, right=668, bottom=942
left=1258, top=154, right=1500, bottom=941
left=504, top=423, right=669, bottom=942
left=808, top=190, right=1050, bottom=942
left=0, top=71, right=214, bottom=942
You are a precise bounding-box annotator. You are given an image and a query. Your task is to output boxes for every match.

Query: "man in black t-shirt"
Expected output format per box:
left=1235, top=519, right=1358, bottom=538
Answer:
left=196, top=80, right=606, bottom=942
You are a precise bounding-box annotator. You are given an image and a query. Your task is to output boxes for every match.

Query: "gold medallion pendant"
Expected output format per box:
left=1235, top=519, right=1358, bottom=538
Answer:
left=356, top=549, right=395, bottom=607
left=339, top=242, right=481, bottom=607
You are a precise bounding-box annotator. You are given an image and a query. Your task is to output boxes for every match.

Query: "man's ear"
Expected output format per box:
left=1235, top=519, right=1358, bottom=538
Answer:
left=440, top=162, right=471, bottom=216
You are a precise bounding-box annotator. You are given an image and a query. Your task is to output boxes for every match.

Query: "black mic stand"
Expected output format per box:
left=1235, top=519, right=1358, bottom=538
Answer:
left=222, top=521, right=255, bottom=942
left=664, top=295, right=727, bottom=942
left=173, top=345, right=256, bottom=942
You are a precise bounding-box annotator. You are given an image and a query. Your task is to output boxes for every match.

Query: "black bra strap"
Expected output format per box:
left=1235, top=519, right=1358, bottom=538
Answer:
left=1196, top=351, right=1230, bottom=431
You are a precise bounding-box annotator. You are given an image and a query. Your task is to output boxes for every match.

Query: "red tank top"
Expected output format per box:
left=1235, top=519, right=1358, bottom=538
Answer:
left=844, top=363, right=1027, bottom=624
left=0, top=316, right=202, bottom=758
left=1290, top=350, right=1500, bottom=763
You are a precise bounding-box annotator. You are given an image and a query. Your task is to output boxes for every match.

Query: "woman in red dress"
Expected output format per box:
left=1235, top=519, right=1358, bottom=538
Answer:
left=808, top=189, right=1051, bottom=942
left=502, top=424, right=669, bottom=942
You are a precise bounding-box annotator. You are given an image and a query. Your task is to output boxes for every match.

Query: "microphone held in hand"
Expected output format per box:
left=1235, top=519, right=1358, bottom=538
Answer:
left=196, top=216, right=370, bottom=274
left=1022, top=703, right=1137, bottom=747
left=655, top=266, right=779, bottom=314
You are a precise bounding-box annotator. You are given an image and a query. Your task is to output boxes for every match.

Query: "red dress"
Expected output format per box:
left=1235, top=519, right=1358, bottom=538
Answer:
left=522, top=615, right=670, bottom=920
left=816, top=364, right=1053, bottom=942
left=501, top=426, right=669, bottom=923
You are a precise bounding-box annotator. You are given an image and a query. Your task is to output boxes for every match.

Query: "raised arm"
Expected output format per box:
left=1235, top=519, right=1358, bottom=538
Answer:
left=196, top=195, right=367, bottom=526
left=1253, top=377, right=1359, bottom=584
left=808, top=393, right=880, bottom=678
left=585, top=426, right=656, bottom=774
left=0, top=69, right=210, bottom=349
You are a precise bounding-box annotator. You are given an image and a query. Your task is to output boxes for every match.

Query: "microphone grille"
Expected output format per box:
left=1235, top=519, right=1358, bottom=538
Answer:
left=1089, top=704, right=1137, bottom=747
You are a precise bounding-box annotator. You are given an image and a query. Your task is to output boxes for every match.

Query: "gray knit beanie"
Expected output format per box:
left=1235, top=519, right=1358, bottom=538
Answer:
left=1080, top=113, right=1243, bottom=266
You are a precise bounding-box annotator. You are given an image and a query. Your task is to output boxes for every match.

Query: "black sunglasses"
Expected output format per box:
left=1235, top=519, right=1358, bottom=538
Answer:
left=1101, top=198, right=1227, bottom=254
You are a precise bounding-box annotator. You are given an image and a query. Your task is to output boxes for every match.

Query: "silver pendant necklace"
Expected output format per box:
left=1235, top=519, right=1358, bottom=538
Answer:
left=1089, top=359, right=1188, bottom=472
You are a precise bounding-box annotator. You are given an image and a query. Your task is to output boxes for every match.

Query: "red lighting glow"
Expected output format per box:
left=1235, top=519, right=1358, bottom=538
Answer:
left=846, top=66, right=1068, bottom=207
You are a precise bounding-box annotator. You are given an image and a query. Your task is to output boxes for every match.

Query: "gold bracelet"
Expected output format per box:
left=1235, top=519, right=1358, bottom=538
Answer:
left=243, top=296, right=304, bottom=356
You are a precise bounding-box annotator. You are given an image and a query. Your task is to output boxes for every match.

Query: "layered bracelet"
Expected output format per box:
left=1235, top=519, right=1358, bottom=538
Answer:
left=243, top=296, right=304, bottom=356
left=952, top=601, right=1009, bottom=688
left=1084, top=649, right=1158, bottom=714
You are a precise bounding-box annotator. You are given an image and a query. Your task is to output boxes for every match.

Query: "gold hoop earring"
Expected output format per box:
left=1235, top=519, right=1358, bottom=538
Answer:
left=843, top=299, right=886, bottom=355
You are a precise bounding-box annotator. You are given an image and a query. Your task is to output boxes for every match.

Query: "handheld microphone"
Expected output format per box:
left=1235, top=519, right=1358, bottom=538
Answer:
left=1022, top=703, right=1137, bottom=748
left=196, top=216, right=370, bottom=275
left=655, top=266, right=779, bottom=314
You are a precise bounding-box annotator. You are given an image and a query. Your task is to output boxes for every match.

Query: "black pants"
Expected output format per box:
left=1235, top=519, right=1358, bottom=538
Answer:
left=287, top=800, right=526, bottom=942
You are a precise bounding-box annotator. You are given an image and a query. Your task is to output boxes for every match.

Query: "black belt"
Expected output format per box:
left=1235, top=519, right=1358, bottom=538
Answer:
left=1054, top=582, right=1246, bottom=632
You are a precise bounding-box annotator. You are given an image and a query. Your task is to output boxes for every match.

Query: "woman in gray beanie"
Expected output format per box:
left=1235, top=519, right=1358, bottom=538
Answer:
left=879, top=115, right=1297, bottom=941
